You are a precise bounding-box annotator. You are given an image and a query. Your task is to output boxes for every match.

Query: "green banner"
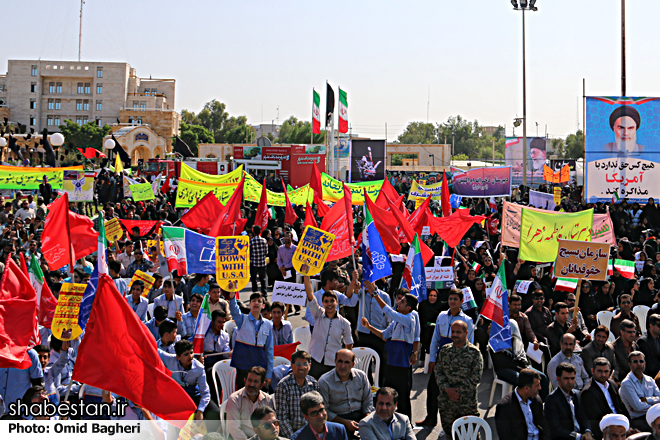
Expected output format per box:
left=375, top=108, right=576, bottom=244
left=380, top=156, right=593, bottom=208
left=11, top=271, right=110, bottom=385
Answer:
left=129, top=182, right=156, bottom=201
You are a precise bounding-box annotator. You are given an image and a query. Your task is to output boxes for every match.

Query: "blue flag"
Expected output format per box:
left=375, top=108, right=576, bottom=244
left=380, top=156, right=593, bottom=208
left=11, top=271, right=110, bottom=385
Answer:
left=485, top=264, right=512, bottom=352
left=184, top=229, right=217, bottom=274
left=362, top=206, right=392, bottom=282
left=78, top=264, right=99, bottom=331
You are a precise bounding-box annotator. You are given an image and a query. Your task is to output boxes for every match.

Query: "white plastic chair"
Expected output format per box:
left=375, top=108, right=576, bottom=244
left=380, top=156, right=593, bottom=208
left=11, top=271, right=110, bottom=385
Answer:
left=293, top=326, right=311, bottom=352
left=628, top=433, right=652, bottom=440
left=147, top=303, right=155, bottom=320
left=353, top=347, right=381, bottom=386
left=78, top=383, right=87, bottom=400
left=212, top=359, right=237, bottom=404
left=219, top=399, right=228, bottom=436
left=633, top=305, right=651, bottom=331
left=224, top=320, right=237, bottom=345
left=488, top=374, right=513, bottom=407
left=451, top=416, right=492, bottom=440
left=589, top=329, right=616, bottom=344
left=596, top=310, right=615, bottom=329
left=274, top=356, right=290, bottom=368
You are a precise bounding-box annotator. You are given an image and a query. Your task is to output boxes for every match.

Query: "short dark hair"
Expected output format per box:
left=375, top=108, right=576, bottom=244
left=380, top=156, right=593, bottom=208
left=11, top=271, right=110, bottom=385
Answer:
left=21, top=385, right=45, bottom=407
left=628, top=350, right=645, bottom=362
left=249, top=292, right=263, bottom=303
left=532, top=289, right=544, bottom=298
left=554, top=302, right=569, bottom=313
left=291, top=350, right=311, bottom=364
left=108, top=261, right=121, bottom=274
left=448, top=289, right=464, bottom=301
left=593, top=357, right=611, bottom=369
left=130, top=280, right=145, bottom=291
left=154, top=305, right=168, bottom=322
left=650, top=314, right=660, bottom=328
left=510, top=294, right=522, bottom=303
left=174, top=339, right=194, bottom=356
left=376, top=386, right=398, bottom=404
left=34, top=344, right=49, bottom=354
left=162, top=279, right=173, bottom=288
left=250, top=406, right=275, bottom=427
left=517, top=369, right=541, bottom=389
left=620, top=319, right=636, bottom=333
left=208, top=283, right=220, bottom=292
left=594, top=325, right=610, bottom=337
left=271, top=301, right=286, bottom=313
left=190, top=293, right=204, bottom=303
left=322, top=291, right=338, bottom=302
left=211, top=310, right=227, bottom=322
left=158, top=319, right=177, bottom=337
left=247, top=366, right=267, bottom=383
left=50, top=337, right=63, bottom=353
left=556, top=362, right=577, bottom=377
left=321, top=270, right=340, bottom=286
left=262, top=300, right=271, bottom=313
left=404, top=293, right=418, bottom=311
left=300, top=391, right=324, bottom=415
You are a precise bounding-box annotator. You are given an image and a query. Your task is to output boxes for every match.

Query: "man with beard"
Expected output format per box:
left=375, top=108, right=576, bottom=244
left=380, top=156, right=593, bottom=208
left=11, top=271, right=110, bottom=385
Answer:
left=602, top=106, right=644, bottom=156
left=227, top=366, right=276, bottom=440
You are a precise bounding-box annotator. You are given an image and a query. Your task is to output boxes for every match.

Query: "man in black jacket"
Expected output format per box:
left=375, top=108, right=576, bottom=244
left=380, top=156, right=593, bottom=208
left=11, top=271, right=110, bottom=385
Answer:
left=580, top=357, right=630, bottom=440
left=545, top=362, right=593, bottom=440
left=495, top=369, right=547, bottom=440
left=638, top=314, right=660, bottom=379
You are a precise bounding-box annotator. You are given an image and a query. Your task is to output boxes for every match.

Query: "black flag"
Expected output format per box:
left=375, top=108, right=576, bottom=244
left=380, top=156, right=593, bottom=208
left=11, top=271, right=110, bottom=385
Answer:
left=8, top=134, right=24, bottom=162
left=40, top=129, right=56, bottom=167
left=174, top=136, right=194, bottom=158
left=326, top=82, right=335, bottom=127
left=111, top=133, right=132, bottom=167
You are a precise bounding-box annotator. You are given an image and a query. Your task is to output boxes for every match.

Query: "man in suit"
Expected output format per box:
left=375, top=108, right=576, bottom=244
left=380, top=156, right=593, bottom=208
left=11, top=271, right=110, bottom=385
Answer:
left=249, top=406, right=289, bottom=440
left=580, top=325, right=617, bottom=377
left=291, top=391, right=349, bottom=440
left=613, top=320, right=640, bottom=382
left=545, top=362, right=593, bottom=440
left=637, top=314, right=660, bottom=379
left=495, top=369, right=547, bottom=440
left=359, top=388, right=415, bottom=440
left=580, top=357, right=630, bottom=440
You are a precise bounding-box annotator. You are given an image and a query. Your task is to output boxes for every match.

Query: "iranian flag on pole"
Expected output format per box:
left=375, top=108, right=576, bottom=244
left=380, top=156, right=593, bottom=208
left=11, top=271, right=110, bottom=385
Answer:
left=162, top=226, right=187, bottom=275
left=338, top=88, right=348, bottom=133
left=29, top=254, right=57, bottom=328
left=555, top=278, right=578, bottom=292
left=98, top=212, right=108, bottom=275
left=312, top=89, right=321, bottom=134
left=613, top=259, right=635, bottom=278
left=192, top=294, right=212, bottom=354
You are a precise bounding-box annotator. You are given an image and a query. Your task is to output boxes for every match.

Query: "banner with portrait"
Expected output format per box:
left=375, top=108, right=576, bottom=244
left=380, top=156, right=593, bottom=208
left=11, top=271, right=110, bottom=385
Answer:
left=586, top=96, right=660, bottom=203
left=505, top=137, right=547, bottom=188
left=349, top=139, right=385, bottom=182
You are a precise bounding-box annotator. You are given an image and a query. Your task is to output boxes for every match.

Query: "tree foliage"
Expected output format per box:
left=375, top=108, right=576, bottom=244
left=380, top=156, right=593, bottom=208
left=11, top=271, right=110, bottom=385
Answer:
left=59, top=119, right=112, bottom=151
left=181, top=99, right=254, bottom=144
left=277, top=116, right=324, bottom=144
left=551, top=130, right=584, bottom=159
left=178, top=121, right=214, bottom=156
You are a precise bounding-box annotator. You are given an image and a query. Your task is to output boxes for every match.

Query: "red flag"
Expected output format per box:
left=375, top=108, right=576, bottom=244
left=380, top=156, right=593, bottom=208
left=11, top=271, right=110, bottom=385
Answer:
left=376, top=178, right=400, bottom=210
left=181, top=191, right=225, bottom=234
left=254, top=179, right=272, bottom=231
left=209, top=175, right=245, bottom=236
left=72, top=274, right=197, bottom=421
left=282, top=178, right=299, bottom=226
left=320, top=196, right=354, bottom=261
left=441, top=171, right=451, bottom=217
left=274, top=342, right=301, bottom=360
left=364, top=192, right=401, bottom=254
left=77, top=148, right=106, bottom=159
left=161, top=174, right=171, bottom=194
left=304, top=201, right=318, bottom=229
left=19, top=253, right=29, bottom=278
left=386, top=197, right=434, bottom=264
left=342, top=183, right=355, bottom=246
left=427, top=208, right=485, bottom=248
left=310, top=163, right=328, bottom=217
left=0, top=257, right=37, bottom=368
left=38, top=282, right=57, bottom=329
left=409, top=198, right=432, bottom=236
left=120, top=219, right=162, bottom=239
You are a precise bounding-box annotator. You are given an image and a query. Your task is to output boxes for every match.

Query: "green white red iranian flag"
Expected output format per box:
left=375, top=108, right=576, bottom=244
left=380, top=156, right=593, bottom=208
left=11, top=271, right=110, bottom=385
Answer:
left=338, top=88, right=348, bottom=133
left=312, top=89, right=321, bottom=134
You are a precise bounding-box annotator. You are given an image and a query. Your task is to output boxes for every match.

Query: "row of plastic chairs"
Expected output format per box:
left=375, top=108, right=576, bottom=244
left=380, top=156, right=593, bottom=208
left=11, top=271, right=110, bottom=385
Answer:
left=597, top=305, right=650, bottom=332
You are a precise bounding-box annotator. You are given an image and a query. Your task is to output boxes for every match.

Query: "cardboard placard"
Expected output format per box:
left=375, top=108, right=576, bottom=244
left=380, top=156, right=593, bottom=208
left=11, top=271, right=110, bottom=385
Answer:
left=104, top=217, right=123, bottom=243
left=271, top=281, right=307, bottom=306
left=553, top=239, right=610, bottom=281
left=51, top=283, right=86, bottom=341
left=129, top=182, right=156, bottom=201
left=514, top=280, right=533, bottom=294
left=128, top=270, right=156, bottom=297
left=215, top=236, right=250, bottom=292
left=553, top=186, right=561, bottom=204
left=292, top=226, right=335, bottom=276
left=425, top=266, right=454, bottom=286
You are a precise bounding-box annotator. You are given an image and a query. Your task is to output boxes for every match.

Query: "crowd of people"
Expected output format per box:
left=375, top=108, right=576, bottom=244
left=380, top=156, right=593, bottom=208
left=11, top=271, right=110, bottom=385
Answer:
left=5, top=167, right=660, bottom=440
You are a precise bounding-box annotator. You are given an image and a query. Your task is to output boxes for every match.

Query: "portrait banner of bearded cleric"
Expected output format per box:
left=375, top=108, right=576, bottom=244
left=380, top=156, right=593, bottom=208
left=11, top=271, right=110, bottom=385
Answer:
left=585, top=96, right=660, bottom=204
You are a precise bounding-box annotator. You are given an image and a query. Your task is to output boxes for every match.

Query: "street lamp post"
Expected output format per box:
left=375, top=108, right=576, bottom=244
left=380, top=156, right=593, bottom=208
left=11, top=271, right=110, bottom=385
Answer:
left=511, top=0, right=537, bottom=187
left=429, top=154, right=435, bottom=167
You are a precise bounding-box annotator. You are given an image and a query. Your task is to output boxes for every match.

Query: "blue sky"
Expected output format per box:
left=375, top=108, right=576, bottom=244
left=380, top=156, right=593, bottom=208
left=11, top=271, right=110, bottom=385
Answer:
left=4, top=1, right=660, bottom=142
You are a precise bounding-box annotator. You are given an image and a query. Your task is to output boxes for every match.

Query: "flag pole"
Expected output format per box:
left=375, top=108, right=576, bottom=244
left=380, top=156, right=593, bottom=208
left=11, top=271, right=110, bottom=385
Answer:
left=311, top=89, right=315, bottom=145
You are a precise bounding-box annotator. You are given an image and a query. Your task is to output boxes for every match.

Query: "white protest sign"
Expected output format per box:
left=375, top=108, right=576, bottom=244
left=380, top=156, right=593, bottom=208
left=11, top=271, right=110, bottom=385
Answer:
left=515, top=280, right=533, bottom=294
left=272, top=281, right=307, bottom=306
left=421, top=226, right=431, bottom=236
left=425, top=266, right=454, bottom=282
left=391, top=254, right=405, bottom=263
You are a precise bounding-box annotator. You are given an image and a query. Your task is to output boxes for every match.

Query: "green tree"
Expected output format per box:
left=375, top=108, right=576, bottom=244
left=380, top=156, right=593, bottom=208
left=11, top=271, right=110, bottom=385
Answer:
left=181, top=109, right=201, bottom=125
left=563, top=130, right=584, bottom=159
left=59, top=119, right=112, bottom=151
left=278, top=116, right=324, bottom=144
left=391, top=154, right=418, bottom=166
left=395, top=122, right=437, bottom=144
left=177, top=121, right=214, bottom=156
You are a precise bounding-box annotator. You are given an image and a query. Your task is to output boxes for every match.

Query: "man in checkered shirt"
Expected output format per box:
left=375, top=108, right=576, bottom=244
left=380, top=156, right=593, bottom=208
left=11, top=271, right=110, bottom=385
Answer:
left=251, top=225, right=269, bottom=295
left=275, top=350, right=319, bottom=437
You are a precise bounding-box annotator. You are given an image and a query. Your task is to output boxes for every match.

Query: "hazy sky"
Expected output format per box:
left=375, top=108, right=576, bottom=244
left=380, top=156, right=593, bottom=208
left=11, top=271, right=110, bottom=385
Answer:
left=3, top=1, right=658, bottom=142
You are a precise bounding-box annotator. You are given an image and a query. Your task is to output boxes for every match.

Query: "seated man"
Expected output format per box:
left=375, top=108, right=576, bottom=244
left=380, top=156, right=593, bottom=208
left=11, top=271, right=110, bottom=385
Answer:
left=291, top=391, right=349, bottom=440
left=547, top=302, right=589, bottom=356
left=181, top=293, right=203, bottom=340
left=204, top=310, right=231, bottom=366
left=611, top=294, right=641, bottom=338
left=548, top=333, right=590, bottom=391
left=495, top=369, right=547, bottom=440
left=647, top=404, right=660, bottom=440
left=620, top=350, right=660, bottom=431
left=318, top=349, right=374, bottom=438
left=359, top=387, right=415, bottom=440
left=275, top=351, right=319, bottom=439
left=545, top=362, right=593, bottom=440
left=226, top=366, right=276, bottom=440
left=157, top=319, right=181, bottom=354
left=158, top=339, right=218, bottom=420
left=598, top=415, right=629, bottom=440
left=637, top=313, right=660, bottom=379
left=153, top=279, right=184, bottom=321
left=250, top=406, right=287, bottom=440
left=145, top=305, right=168, bottom=341
left=271, top=301, right=293, bottom=345
left=580, top=357, right=630, bottom=440
left=613, top=320, right=640, bottom=382
left=580, top=325, right=617, bottom=377
left=125, top=279, right=148, bottom=322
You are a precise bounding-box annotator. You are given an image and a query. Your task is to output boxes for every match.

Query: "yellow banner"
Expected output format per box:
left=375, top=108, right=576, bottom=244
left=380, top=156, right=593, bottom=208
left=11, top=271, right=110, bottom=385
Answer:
left=292, top=226, right=335, bottom=276
left=128, top=270, right=156, bottom=298
left=215, top=236, right=250, bottom=292
left=51, top=283, right=86, bottom=341
left=519, top=208, right=594, bottom=262
left=407, top=180, right=443, bottom=201
left=321, top=173, right=383, bottom=205
left=180, top=163, right=244, bottom=184
left=104, top=218, right=124, bottom=243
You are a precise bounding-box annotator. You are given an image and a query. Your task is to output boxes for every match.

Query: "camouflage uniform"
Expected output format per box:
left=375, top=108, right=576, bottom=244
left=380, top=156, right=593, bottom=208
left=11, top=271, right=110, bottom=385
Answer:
left=434, top=341, right=483, bottom=434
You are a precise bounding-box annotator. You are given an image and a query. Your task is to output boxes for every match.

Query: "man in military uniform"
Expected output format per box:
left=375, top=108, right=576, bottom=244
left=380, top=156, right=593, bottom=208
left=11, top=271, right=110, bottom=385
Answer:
left=435, top=320, right=483, bottom=434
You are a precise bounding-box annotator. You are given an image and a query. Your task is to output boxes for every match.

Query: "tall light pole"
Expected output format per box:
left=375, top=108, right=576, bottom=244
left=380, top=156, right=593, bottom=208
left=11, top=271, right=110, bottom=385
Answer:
left=511, top=0, right=537, bottom=187
left=621, top=0, right=626, bottom=96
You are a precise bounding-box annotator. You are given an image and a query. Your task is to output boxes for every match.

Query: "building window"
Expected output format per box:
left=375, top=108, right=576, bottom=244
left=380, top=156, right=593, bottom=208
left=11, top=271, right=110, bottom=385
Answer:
left=54, top=116, right=60, bottom=126
left=96, top=100, right=102, bottom=111
left=96, top=84, right=103, bottom=94
left=56, top=82, right=62, bottom=93
left=84, top=83, right=91, bottom=94
left=29, top=99, right=37, bottom=110
left=47, top=116, right=53, bottom=126
left=83, top=100, right=90, bottom=111
left=96, top=117, right=102, bottom=127
left=0, top=84, right=5, bottom=92
left=55, top=99, right=61, bottom=110
left=76, top=116, right=83, bottom=125
left=140, top=101, right=146, bottom=110
left=133, top=101, right=139, bottom=108
left=30, top=82, right=37, bottom=93
left=30, top=115, right=36, bottom=126
left=48, top=99, right=54, bottom=110
left=31, top=65, right=37, bottom=76
left=97, top=67, right=103, bottom=78
left=0, top=98, right=5, bottom=106
left=76, top=100, right=82, bottom=111
left=78, top=83, right=84, bottom=94
left=49, top=82, right=55, bottom=93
